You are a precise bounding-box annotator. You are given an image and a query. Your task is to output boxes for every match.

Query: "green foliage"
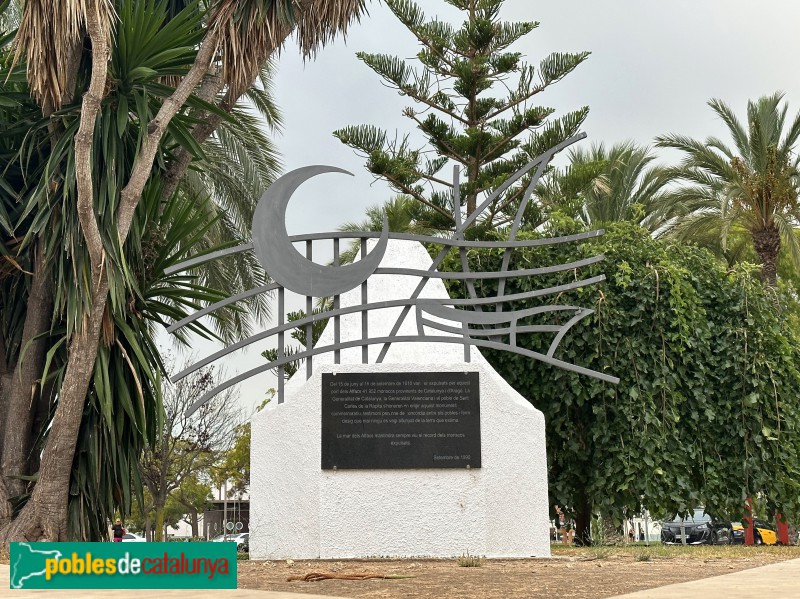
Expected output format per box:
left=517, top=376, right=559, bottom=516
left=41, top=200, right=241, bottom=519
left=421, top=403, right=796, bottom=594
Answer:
left=217, top=422, right=251, bottom=497
left=0, top=0, right=279, bottom=539
left=334, top=0, right=589, bottom=227
left=535, top=142, right=676, bottom=233
left=175, top=474, right=214, bottom=518
left=128, top=487, right=189, bottom=535
left=443, top=221, right=800, bottom=527
left=261, top=308, right=328, bottom=380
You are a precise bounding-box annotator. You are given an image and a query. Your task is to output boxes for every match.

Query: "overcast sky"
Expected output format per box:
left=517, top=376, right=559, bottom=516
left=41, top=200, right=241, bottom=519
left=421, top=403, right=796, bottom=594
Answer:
left=169, top=0, right=798, bottom=414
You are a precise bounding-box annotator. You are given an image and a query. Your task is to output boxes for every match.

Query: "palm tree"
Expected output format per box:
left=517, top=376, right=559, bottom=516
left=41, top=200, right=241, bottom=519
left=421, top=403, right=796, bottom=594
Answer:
left=1, top=0, right=369, bottom=543
left=656, top=93, right=800, bottom=286
left=535, top=142, right=675, bottom=233
left=337, top=194, right=445, bottom=263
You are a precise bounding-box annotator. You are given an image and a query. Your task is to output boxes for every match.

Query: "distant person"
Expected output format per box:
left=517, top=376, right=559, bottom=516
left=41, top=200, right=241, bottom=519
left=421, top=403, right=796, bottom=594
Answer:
left=112, top=518, right=125, bottom=542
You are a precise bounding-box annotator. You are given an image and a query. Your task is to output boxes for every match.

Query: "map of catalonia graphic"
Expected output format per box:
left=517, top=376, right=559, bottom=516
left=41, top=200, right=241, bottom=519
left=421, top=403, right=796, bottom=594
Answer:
left=10, top=542, right=63, bottom=589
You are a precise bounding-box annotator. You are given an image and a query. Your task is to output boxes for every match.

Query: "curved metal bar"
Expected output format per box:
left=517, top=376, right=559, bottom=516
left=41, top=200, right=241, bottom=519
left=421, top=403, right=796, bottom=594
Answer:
left=547, top=308, right=595, bottom=358
left=167, top=253, right=604, bottom=334
left=166, top=283, right=280, bottom=333
left=418, top=302, right=588, bottom=325
left=377, top=134, right=590, bottom=362
left=375, top=254, right=604, bottom=280
left=445, top=275, right=606, bottom=306
left=171, top=297, right=448, bottom=382
left=285, top=227, right=605, bottom=248
left=171, top=293, right=604, bottom=384
left=419, top=317, right=562, bottom=338
left=164, top=229, right=608, bottom=277
left=460, top=133, right=587, bottom=231
left=164, top=243, right=253, bottom=275
left=496, top=144, right=553, bottom=316
left=184, top=332, right=619, bottom=417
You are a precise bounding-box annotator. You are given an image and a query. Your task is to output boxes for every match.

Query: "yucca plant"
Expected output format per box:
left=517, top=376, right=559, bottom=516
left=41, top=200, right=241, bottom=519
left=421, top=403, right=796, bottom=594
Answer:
left=2, top=0, right=376, bottom=543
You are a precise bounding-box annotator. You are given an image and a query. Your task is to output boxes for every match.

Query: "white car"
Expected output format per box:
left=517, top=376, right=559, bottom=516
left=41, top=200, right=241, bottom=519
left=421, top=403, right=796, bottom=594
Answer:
left=121, top=532, right=146, bottom=542
left=211, top=532, right=248, bottom=549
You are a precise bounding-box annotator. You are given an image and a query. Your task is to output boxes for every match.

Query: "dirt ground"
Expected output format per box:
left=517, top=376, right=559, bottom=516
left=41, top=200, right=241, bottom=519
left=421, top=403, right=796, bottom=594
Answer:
left=238, top=545, right=800, bottom=599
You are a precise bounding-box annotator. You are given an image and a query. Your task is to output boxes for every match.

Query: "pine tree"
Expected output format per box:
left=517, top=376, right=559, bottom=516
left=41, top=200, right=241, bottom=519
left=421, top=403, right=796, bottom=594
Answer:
left=334, top=0, right=590, bottom=232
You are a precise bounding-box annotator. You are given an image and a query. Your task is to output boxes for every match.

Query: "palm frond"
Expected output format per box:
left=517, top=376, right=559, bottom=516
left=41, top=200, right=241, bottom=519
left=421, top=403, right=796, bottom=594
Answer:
left=211, top=0, right=367, bottom=102
left=14, top=0, right=115, bottom=111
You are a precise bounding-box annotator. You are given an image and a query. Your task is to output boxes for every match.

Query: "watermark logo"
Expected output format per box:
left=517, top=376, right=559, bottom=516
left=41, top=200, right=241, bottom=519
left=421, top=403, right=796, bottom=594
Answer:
left=10, top=542, right=237, bottom=589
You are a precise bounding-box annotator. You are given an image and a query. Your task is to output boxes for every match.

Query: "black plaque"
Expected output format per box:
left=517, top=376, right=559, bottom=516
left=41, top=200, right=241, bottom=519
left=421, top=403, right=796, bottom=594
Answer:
left=321, top=372, right=480, bottom=469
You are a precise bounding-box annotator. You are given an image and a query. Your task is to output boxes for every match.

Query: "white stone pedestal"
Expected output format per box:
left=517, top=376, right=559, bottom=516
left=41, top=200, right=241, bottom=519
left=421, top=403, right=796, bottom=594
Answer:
left=249, top=241, right=550, bottom=559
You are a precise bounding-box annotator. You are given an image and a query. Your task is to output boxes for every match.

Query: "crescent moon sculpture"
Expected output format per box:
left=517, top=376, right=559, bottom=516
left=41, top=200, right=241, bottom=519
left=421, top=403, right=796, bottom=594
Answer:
left=168, top=134, right=620, bottom=416
left=251, top=166, right=389, bottom=297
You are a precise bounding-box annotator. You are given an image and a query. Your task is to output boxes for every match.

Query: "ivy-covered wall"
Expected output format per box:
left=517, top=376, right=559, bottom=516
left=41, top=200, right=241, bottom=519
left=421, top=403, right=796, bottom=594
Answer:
left=443, top=221, right=800, bottom=529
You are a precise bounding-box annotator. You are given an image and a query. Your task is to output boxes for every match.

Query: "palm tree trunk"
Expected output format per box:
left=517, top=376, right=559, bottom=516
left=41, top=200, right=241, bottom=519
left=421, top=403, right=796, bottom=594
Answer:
left=1, top=243, right=53, bottom=500
left=0, top=333, right=9, bottom=466
left=1, top=275, right=109, bottom=542
left=0, top=28, right=82, bottom=526
left=0, top=13, right=220, bottom=547
left=752, top=225, right=781, bottom=286
left=26, top=380, right=55, bottom=477
left=0, top=1, right=113, bottom=543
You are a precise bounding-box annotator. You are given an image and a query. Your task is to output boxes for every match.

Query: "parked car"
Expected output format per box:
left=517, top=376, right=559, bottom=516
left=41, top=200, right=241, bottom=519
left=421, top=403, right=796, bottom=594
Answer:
left=121, top=532, right=146, bottom=542
left=661, top=508, right=733, bottom=545
left=730, top=520, right=778, bottom=545
left=211, top=532, right=249, bottom=550
left=730, top=522, right=746, bottom=544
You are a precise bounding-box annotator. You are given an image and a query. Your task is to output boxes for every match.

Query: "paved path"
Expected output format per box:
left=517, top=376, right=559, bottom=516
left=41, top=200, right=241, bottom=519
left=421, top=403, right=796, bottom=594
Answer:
left=0, top=564, right=350, bottom=599
left=609, top=557, right=800, bottom=598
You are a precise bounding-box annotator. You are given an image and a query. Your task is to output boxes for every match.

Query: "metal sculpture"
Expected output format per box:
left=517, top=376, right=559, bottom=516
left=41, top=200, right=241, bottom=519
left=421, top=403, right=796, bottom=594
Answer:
left=167, top=133, right=619, bottom=416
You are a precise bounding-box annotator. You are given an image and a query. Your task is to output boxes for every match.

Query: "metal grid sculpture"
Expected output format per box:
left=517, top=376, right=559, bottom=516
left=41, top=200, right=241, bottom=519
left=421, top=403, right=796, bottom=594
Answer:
left=167, top=133, right=619, bottom=416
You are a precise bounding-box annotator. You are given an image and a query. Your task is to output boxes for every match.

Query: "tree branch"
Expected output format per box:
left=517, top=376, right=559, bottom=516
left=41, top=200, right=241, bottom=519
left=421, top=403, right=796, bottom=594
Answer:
left=486, top=87, right=544, bottom=121
left=117, top=27, right=221, bottom=242
left=0, top=332, right=7, bottom=380
left=403, top=89, right=469, bottom=126
left=382, top=173, right=455, bottom=222
left=418, top=172, right=455, bottom=188
left=0, top=332, right=9, bottom=452
left=159, top=70, right=225, bottom=206
left=409, top=113, right=468, bottom=163
left=74, top=6, right=111, bottom=271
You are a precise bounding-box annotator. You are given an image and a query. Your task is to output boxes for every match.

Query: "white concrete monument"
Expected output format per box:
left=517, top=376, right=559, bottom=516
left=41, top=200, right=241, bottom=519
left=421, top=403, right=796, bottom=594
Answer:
left=249, top=240, right=551, bottom=559
left=166, top=141, right=617, bottom=561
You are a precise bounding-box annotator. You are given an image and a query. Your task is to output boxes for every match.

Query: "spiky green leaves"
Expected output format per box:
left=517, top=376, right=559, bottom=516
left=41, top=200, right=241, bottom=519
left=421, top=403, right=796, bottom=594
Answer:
left=536, top=141, right=677, bottom=233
